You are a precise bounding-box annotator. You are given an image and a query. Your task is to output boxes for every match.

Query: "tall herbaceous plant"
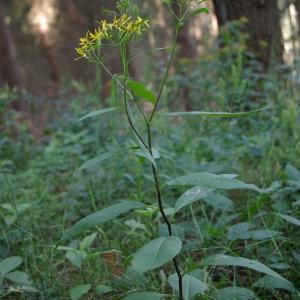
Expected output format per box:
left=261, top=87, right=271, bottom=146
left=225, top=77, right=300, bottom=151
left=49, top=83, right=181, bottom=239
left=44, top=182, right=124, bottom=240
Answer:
left=62, top=1, right=292, bottom=299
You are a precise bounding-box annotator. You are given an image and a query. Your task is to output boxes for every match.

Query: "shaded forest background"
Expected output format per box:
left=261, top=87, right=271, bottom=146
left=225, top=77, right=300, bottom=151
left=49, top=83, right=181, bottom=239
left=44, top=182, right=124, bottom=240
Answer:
left=1, top=0, right=300, bottom=101
left=2, top=2, right=300, bottom=299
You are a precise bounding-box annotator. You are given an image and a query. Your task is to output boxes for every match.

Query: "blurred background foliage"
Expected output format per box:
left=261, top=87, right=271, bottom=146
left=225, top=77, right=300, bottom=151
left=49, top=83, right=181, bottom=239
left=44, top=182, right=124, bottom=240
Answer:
left=1, top=0, right=300, bottom=299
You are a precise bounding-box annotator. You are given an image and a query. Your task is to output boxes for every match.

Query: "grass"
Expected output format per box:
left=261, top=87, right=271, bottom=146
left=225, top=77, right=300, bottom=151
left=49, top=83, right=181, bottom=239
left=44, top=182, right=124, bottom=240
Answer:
left=1, top=55, right=300, bottom=299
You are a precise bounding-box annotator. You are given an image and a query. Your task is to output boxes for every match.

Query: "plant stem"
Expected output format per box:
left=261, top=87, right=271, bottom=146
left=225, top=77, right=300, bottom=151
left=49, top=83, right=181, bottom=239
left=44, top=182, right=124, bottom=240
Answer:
left=149, top=23, right=180, bottom=123
left=106, top=24, right=184, bottom=299
left=147, top=124, right=183, bottom=300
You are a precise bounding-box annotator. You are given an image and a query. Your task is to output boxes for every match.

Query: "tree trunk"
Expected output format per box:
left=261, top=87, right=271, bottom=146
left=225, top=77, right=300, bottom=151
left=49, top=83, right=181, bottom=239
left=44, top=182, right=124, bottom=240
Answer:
left=295, top=0, right=300, bottom=31
left=213, top=0, right=283, bottom=68
left=0, top=3, right=23, bottom=89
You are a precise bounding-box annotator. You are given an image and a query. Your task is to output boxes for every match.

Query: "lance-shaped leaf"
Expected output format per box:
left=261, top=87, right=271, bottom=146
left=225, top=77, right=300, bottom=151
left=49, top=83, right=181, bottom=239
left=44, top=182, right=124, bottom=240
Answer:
left=168, top=273, right=208, bottom=300
left=252, top=275, right=296, bottom=293
left=70, top=284, right=91, bottom=300
left=173, top=187, right=213, bottom=214
left=168, top=172, right=263, bottom=192
left=128, top=80, right=156, bottom=104
left=212, top=287, right=258, bottom=300
left=64, top=201, right=145, bottom=238
left=200, top=255, right=291, bottom=284
left=0, top=257, right=23, bottom=276
left=79, top=107, right=117, bottom=121
left=123, top=292, right=163, bottom=300
left=276, top=213, right=300, bottom=226
left=132, top=237, right=182, bottom=273
left=161, top=107, right=268, bottom=118
left=79, top=152, right=114, bottom=170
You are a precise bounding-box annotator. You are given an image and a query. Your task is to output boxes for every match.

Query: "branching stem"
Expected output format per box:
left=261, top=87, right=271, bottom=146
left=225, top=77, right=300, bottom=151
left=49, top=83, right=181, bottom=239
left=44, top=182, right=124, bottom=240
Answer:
left=99, top=17, right=184, bottom=300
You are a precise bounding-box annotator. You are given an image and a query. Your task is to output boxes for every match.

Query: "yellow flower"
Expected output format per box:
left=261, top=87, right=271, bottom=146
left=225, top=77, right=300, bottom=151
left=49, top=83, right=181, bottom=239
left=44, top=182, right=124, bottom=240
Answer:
left=76, top=13, right=150, bottom=60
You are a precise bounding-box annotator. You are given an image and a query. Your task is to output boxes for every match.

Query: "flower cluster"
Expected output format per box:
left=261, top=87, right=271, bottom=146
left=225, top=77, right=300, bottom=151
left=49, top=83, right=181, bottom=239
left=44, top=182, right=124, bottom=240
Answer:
left=76, top=14, right=150, bottom=59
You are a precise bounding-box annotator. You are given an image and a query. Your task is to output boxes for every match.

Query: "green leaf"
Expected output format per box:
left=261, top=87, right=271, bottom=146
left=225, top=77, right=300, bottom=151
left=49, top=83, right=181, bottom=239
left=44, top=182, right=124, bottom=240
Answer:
left=128, top=80, right=156, bottom=104
left=135, top=147, right=160, bottom=160
left=190, top=7, right=209, bottom=16
left=95, top=285, right=113, bottom=295
left=162, top=108, right=268, bottom=118
left=173, top=187, right=213, bottom=214
left=78, top=107, right=117, bottom=121
left=200, top=255, right=290, bottom=284
left=79, top=152, right=114, bottom=171
left=276, top=213, right=300, bottom=226
left=65, top=250, right=83, bottom=269
left=125, top=219, right=146, bottom=231
left=212, top=287, right=257, bottom=300
left=202, top=192, right=234, bottom=211
left=168, top=273, right=208, bottom=300
left=64, top=201, right=145, bottom=238
left=249, top=230, right=280, bottom=240
left=5, top=271, right=32, bottom=285
left=159, top=224, right=185, bottom=239
left=80, top=232, right=97, bottom=250
left=284, top=163, right=300, bottom=180
left=123, top=292, right=163, bottom=300
left=0, top=256, right=22, bottom=275
left=70, top=284, right=91, bottom=300
left=227, top=223, right=251, bottom=241
left=168, top=173, right=262, bottom=192
left=227, top=223, right=280, bottom=241
left=252, top=275, right=296, bottom=293
left=132, top=237, right=182, bottom=273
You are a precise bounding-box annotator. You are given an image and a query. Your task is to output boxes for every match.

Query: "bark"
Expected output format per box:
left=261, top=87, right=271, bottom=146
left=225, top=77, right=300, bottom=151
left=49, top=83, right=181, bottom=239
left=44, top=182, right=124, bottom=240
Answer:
left=213, top=0, right=283, bottom=68
left=0, top=3, right=23, bottom=89
left=295, top=0, right=300, bottom=31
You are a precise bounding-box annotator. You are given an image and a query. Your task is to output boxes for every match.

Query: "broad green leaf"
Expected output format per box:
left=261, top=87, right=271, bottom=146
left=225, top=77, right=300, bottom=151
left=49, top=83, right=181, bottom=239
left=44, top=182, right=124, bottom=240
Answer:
left=0, top=203, right=31, bottom=214
left=284, top=163, right=300, bottom=180
left=269, top=262, right=290, bottom=270
left=135, top=147, right=160, bottom=160
left=159, top=224, right=185, bottom=239
left=132, top=237, right=182, bottom=273
left=70, top=284, right=91, bottom=300
left=65, top=201, right=145, bottom=238
left=276, top=213, right=300, bottom=226
left=123, top=292, right=163, bottom=300
left=168, top=173, right=262, bottom=192
left=0, top=256, right=22, bottom=275
left=114, top=267, right=146, bottom=289
left=5, top=271, right=31, bottom=285
left=162, top=108, right=267, bottom=118
left=252, top=275, right=296, bottom=293
left=3, top=215, right=17, bottom=226
left=168, top=273, right=208, bottom=300
left=125, top=219, right=146, bottom=231
left=249, top=230, right=280, bottom=240
left=227, top=223, right=280, bottom=241
left=65, top=250, right=83, bottom=269
left=202, top=192, right=234, bottom=211
left=200, top=255, right=290, bottom=284
left=80, top=233, right=97, bottom=250
left=212, top=287, right=257, bottom=300
left=173, top=187, right=213, bottom=214
left=128, top=80, right=156, bottom=104
left=79, top=152, right=114, bottom=170
left=79, top=107, right=117, bottom=121
left=227, top=223, right=251, bottom=241
left=95, top=285, right=113, bottom=295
